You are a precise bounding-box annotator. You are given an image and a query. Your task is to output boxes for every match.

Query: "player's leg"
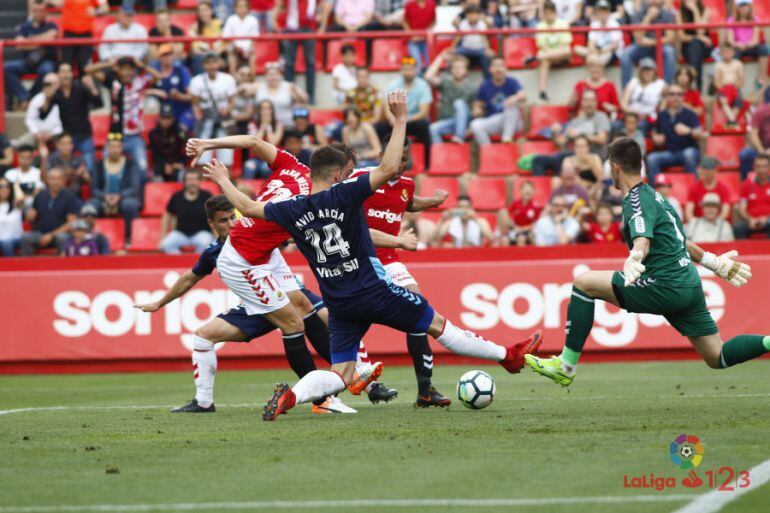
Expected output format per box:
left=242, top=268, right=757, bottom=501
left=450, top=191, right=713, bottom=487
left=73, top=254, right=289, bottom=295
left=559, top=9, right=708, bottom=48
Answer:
left=690, top=333, right=770, bottom=369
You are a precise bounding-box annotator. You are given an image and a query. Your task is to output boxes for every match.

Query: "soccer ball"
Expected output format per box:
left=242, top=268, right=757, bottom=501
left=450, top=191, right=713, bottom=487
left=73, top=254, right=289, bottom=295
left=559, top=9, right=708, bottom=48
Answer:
left=456, top=370, right=496, bottom=410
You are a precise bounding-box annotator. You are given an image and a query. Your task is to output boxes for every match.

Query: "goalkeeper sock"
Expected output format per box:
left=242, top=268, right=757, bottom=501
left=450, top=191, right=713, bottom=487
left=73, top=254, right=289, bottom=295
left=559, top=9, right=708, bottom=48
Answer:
left=719, top=335, right=770, bottom=368
left=192, top=336, right=217, bottom=408
left=560, top=287, right=596, bottom=369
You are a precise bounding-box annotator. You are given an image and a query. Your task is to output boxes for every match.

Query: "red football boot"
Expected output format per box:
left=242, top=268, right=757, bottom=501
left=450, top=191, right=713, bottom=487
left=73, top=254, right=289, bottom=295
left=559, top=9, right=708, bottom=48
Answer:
left=262, top=383, right=296, bottom=421
left=499, top=330, right=543, bottom=374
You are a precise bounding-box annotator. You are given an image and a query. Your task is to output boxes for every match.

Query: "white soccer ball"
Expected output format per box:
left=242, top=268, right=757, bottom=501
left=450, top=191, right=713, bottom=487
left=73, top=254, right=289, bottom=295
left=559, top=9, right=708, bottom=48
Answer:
left=456, top=370, right=496, bottom=410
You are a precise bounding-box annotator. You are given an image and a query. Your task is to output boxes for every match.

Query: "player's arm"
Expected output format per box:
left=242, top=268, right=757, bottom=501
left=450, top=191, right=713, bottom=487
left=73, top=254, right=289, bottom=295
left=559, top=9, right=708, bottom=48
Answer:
left=686, top=240, right=752, bottom=287
left=623, top=236, right=650, bottom=286
left=369, top=228, right=418, bottom=251
left=186, top=135, right=278, bottom=167
left=407, top=190, right=449, bottom=212
left=368, top=90, right=408, bottom=191
left=134, top=271, right=205, bottom=312
left=203, top=159, right=268, bottom=219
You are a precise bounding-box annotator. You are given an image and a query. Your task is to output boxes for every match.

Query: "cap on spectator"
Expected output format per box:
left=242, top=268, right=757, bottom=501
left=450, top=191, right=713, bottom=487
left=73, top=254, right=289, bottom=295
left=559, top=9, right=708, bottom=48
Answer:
left=401, top=56, right=417, bottom=66
left=116, top=56, right=137, bottom=68
left=736, top=0, right=752, bottom=6
left=699, top=156, right=720, bottom=170
left=160, top=103, right=174, bottom=118
left=639, top=57, right=657, bottom=70
left=158, top=44, right=173, bottom=57
left=202, top=51, right=219, bottom=62
left=701, top=192, right=722, bottom=206
left=595, top=0, right=611, bottom=10
left=80, top=203, right=98, bottom=217
left=654, top=174, right=671, bottom=187
left=293, top=107, right=310, bottom=119
left=72, top=219, right=90, bottom=232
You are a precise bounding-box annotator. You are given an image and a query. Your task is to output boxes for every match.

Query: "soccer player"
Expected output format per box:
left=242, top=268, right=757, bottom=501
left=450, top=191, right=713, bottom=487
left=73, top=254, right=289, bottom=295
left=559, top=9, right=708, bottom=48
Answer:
left=202, top=90, right=542, bottom=420
left=525, top=137, right=760, bottom=386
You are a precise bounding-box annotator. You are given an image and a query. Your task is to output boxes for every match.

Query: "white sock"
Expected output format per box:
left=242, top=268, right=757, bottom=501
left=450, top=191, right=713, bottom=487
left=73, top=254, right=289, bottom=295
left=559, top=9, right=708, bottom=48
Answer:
left=192, top=335, right=217, bottom=407
left=436, top=320, right=507, bottom=361
left=292, top=370, right=346, bottom=405
left=354, top=340, right=373, bottom=375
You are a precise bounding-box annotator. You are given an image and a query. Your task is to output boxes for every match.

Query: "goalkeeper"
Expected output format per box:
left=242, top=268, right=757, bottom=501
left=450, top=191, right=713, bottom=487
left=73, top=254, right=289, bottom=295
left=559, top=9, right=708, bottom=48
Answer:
left=526, top=138, right=761, bottom=386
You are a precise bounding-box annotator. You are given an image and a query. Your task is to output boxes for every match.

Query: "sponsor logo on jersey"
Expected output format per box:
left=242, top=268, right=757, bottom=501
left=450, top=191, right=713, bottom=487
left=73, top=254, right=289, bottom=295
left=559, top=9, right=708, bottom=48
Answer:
left=316, top=258, right=360, bottom=278
left=367, top=208, right=403, bottom=224
left=401, top=189, right=409, bottom=202
left=635, top=216, right=646, bottom=233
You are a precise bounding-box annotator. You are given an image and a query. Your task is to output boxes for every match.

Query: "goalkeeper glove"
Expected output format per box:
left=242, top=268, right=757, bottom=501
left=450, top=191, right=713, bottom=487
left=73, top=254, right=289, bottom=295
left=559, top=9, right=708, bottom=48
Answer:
left=700, top=250, right=752, bottom=287
left=623, top=249, right=646, bottom=286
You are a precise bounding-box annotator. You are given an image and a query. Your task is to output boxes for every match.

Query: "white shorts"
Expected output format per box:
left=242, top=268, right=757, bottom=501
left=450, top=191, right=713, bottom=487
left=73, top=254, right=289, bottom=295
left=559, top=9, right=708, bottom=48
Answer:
left=216, top=241, right=300, bottom=315
left=384, top=261, right=417, bottom=288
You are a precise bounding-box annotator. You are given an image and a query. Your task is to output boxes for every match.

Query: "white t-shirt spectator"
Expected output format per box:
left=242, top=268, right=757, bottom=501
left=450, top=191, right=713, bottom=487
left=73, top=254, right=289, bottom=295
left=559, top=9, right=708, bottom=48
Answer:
left=26, top=92, right=62, bottom=136
left=332, top=63, right=358, bottom=92
left=533, top=215, right=579, bottom=246
left=256, top=81, right=295, bottom=126
left=447, top=217, right=483, bottom=247
left=0, top=202, right=23, bottom=241
left=5, top=167, right=44, bottom=193
left=190, top=72, right=238, bottom=112
left=99, top=22, right=149, bottom=61
left=627, top=78, right=666, bottom=118
left=588, top=18, right=624, bottom=57
left=457, top=18, right=488, bottom=51
left=552, top=0, right=580, bottom=23
left=222, top=13, right=260, bottom=54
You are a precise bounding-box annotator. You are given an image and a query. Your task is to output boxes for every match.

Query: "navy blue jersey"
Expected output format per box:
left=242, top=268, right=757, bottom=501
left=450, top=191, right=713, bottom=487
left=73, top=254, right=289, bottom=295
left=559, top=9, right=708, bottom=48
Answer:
left=264, top=173, right=391, bottom=309
left=191, top=238, right=225, bottom=276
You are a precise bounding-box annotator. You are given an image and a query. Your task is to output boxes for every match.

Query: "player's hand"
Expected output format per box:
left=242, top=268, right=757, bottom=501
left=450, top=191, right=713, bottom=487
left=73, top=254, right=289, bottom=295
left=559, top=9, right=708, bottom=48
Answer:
left=398, top=229, right=418, bottom=251
left=702, top=250, right=752, bottom=287
left=202, top=158, right=230, bottom=185
left=186, top=138, right=210, bottom=167
left=623, top=249, right=646, bottom=286
left=432, top=189, right=449, bottom=207
left=387, top=88, right=408, bottom=122
left=134, top=302, right=161, bottom=313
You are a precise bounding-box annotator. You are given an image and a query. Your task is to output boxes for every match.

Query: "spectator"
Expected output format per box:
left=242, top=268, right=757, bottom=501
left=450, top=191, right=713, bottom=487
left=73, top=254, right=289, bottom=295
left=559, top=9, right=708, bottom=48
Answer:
left=149, top=104, right=189, bottom=182
left=569, top=62, right=620, bottom=118
left=243, top=100, right=284, bottom=178
left=3, top=0, right=58, bottom=110
left=281, top=129, right=312, bottom=167
left=345, top=68, right=383, bottom=124
left=149, top=9, right=186, bottom=63
left=676, top=64, right=705, bottom=120
left=89, top=135, right=142, bottom=247
left=552, top=0, right=584, bottom=26
left=562, top=135, right=603, bottom=187
left=470, top=56, right=525, bottom=145
left=646, top=83, right=704, bottom=184
left=507, top=0, right=539, bottom=29
left=5, top=146, right=44, bottom=209
left=550, top=165, right=590, bottom=213
left=0, top=135, right=12, bottom=176
left=425, top=51, right=474, bottom=144
left=20, top=168, right=81, bottom=256
left=0, top=177, right=23, bottom=256
left=533, top=194, right=579, bottom=246
left=734, top=154, right=770, bottom=239
left=368, top=0, right=406, bottom=30
left=222, top=0, right=261, bottom=74
left=99, top=7, right=149, bottom=63
left=61, top=218, right=103, bottom=256
left=189, top=53, right=237, bottom=166
left=271, top=0, right=324, bottom=104
left=59, top=0, right=108, bottom=75
left=332, top=0, right=375, bottom=33
left=79, top=203, right=111, bottom=254
left=652, top=173, right=684, bottom=220
left=574, top=0, right=623, bottom=67
left=685, top=193, right=734, bottom=243
left=740, top=96, right=770, bottom=179
left=23, top=73, right=63, bottom=157
left=435, top=195, right=494, bottom=248
left=39, top=63, right=102, bottom=175
left=685, top=156, right=731, bottom=222
left=45, top=133, right=90, bottom=197
left=583, top=203, right=621, bottom=243
left=189, top=1, right=225, bottom=76
left=160, top=170, right=214, bottom=254
left=383, top=57, right=433, bottom=167
left=530, top=1, right=572, bottom=102
left=331, top=45, right=359, bottom=104
left=230, top=66, right=256, bottom=153
left=251, top=0, right=277, bottom=32
left=714, top=43, right=745, bottom=128
left=727, top=0, right=768, bottom=86
left=619, top=57, right=666, bottom=133
left=453, top=5, right=494, bottom=79
left=291, top=108, right=327, bottom=150
left=152, top=44, right=195, bottom=132
left=620, top=0, right=676, bottom=87
left=676, top=0, right=712, bottom=91
left=342, top=108, right=382, bottom=168
left=500, top=179, right=542, bottom=246
left=250, top=63, right=310, bottom=126
left=403, top=0, right=436, bottom=72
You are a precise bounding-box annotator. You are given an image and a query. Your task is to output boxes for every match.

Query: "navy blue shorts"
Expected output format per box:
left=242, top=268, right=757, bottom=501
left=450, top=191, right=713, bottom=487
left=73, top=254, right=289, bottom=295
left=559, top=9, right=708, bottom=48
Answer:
left=327, top=283, right=435, bottom=364
left=217, top=287, right=326, bottom=341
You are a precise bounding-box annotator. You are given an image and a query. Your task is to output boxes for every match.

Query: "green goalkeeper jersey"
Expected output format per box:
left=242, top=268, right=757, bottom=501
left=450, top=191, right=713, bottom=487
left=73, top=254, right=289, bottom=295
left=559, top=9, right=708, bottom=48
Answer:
left=621, top=182, right=701, bottom=288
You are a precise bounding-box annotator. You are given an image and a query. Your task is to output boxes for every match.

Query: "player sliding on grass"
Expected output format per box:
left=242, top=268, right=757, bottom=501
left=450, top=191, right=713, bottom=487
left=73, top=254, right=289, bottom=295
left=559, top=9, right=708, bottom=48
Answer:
left=525, top=137, right=761, bottom=386
left=202, top=89, right=542, bottom=420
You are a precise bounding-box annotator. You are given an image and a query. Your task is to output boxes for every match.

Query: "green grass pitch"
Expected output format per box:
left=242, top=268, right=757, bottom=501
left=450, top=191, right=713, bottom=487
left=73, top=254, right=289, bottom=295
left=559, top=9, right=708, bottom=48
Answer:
left=2, top=361, right=770, bottom=513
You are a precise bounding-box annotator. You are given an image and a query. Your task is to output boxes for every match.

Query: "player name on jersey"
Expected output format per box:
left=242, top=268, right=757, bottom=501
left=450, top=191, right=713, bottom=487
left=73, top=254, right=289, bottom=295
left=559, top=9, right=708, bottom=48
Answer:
left=293, top=208, right=346, bottom=230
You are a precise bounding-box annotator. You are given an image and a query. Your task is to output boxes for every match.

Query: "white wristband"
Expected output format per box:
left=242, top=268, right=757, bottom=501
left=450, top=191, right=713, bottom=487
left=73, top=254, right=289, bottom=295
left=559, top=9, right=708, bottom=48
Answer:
left=700, top=251, right=718, bottom=272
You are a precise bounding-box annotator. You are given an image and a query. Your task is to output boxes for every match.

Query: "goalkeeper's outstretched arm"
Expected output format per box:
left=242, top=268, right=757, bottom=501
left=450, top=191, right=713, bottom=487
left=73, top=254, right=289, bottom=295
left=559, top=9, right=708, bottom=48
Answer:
left=687, top=240, right=753, bottom=287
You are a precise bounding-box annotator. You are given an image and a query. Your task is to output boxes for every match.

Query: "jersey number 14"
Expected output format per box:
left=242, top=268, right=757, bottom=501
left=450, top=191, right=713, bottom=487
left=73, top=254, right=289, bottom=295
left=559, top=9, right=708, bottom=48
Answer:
left=304, top=224, right=351, bottom=263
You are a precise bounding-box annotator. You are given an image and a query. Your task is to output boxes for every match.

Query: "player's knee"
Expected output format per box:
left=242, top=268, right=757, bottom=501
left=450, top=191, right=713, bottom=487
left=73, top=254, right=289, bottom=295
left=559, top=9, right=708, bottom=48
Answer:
left=573, top=272, right=596, bottom=296
left=289, top=291, right=314, bottom=316
left=194, top=326, right=218, bottom=344
left=279, top=309, right=305, bottom=335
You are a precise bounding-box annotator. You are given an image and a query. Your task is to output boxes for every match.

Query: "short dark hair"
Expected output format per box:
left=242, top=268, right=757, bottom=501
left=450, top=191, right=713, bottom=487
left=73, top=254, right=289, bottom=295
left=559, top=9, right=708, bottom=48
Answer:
left=205, top=195, right=233, bottom=219
left=543, top=1, right=556, bottom=12
left=595, top=203, right=613, bottom=215
left=184, top=168, right=201, bottom=181
left=282, top=128, right=303, bottom=144
left=608, top=137, right=643, bottom=175
left=310, top=146, right=348, bottom=181
left=330, top=142, right=358, bottom=167
left=624, top=112, right=639, bottom=122
left=490, top=55, right=505, bottom=67
left=458, top=194, right=471, bottom=203
left=341, top=44, right=355, bottom=55
left=57, top=62, right=72, bottom=72
left=17, top=144, right=34, bottom=154
left=56, top=132, right=73, bottom=144
left=756, top=154, right=770, bottom=164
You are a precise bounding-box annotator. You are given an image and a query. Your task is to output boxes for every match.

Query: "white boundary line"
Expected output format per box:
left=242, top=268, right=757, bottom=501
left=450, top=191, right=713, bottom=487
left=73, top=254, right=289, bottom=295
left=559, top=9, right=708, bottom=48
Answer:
left=671, top=458, right=770, bottom=513
left=0, top=495, right=694, bottom=512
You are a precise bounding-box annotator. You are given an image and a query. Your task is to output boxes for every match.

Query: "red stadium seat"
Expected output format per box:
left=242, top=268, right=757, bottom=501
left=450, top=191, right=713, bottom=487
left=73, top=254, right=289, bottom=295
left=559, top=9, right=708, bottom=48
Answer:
left=325, top=40, right=366, bottom=72
left=704, top=135, right=745, bottom=170
left=466, top=177, right=508, bottom=211
left=199, top=181, right=221, bottom=196
left=428, top=143, right=471, bottom=175
left=520, top=140, right=559, bottom=157
left=176, top=0, right=198, bottom=9
left=570, top=33, right=587, bottom=66
left=142, top=182, right=182, bottom=217
left=718, top=171, right=741, bottom=204
left=90, top=114, right=110, bottom=148
left=94, top=218, right=125, bottom=251
left=133, top=14, right=156, bottom=32
left=253, top=41, right=282, bottom=74
left=527, top=105, right=570, bottom=140
left=755, top=0, right=770, bottom=22
left=431, top=37, right=454, bottom=62
left=309, top=109, right=344, bottom=126
left=478, top=143, right=519, bottom=176
left=371, top=39, right=408, bottom=72
left=409, top=143, right=425, bottom=175
left=711, top=102, right=747, bottom=134
left=503, top=38, right=537, bottom=69
left=418, top=177, right=460, bottom=209
left=130, top=218, right=163, bottom=252
left=662, top=173, right=695, bottom=206
left=169, top=13, right=197, bottom=31
left=514, top=176, right=552, bottom=206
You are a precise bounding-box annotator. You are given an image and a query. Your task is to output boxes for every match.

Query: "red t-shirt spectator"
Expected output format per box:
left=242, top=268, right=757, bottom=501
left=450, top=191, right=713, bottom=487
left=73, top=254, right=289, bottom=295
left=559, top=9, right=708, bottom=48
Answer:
left=404, top=0, right=437, bottom=30
left=508, top=199, right=542, bottom=228
left=573, top=80, right=620, bottom=115
left=585, top=222, right=622, bottom=243
left=251, top=0, right=276, bottom=11
left=740, top=176, right=770, bottom=218
left=61, top=0, right=100, bottom=35
left=688, top=180, right=731, bottom=218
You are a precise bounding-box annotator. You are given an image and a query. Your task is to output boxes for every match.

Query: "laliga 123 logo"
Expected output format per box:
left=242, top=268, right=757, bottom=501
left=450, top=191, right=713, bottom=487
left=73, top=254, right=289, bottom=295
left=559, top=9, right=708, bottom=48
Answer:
left=670, top=434, right=704, bottom=469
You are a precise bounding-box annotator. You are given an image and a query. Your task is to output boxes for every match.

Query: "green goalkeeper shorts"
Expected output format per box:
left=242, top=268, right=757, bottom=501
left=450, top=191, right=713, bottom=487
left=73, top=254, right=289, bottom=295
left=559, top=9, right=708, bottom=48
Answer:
left=611, top=272, right=718, bottom=337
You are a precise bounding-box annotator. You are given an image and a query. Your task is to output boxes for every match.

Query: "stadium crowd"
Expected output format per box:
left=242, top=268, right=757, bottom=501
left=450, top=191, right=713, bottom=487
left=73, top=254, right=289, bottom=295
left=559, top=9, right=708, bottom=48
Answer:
left=2, top=0, right=770, bottom=256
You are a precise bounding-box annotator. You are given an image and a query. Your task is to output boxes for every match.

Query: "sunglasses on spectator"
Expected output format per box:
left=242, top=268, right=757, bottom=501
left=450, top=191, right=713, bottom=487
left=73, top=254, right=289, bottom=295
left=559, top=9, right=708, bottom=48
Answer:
left=43, top=82, right=56, bottom=87
left=552, top=203, right=567, bottom=208
left=668, top=92, right=684, bottom=96
left=107, top=133, right=123, bottom=141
